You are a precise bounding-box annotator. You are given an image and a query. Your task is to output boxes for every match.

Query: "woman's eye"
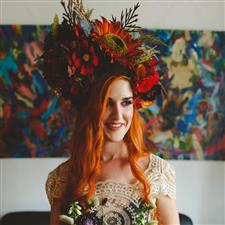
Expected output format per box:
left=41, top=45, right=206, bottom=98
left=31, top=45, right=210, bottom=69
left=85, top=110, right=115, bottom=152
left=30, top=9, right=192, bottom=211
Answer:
left=121, top=100, right=133, bottom=106
left=107, top=99, right=113, bottom=106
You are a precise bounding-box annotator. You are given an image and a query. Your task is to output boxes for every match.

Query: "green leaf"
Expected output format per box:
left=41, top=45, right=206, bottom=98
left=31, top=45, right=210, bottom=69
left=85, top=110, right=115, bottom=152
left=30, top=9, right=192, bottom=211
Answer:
left=51, top=14, right=59, bottom=34
left=141, top=34, right=167, bottom=47
left=146, top=220, right=158, bottom=225
left=92, top=196, right=100, bottom=206
left=85, top=8, right=94, bottom=19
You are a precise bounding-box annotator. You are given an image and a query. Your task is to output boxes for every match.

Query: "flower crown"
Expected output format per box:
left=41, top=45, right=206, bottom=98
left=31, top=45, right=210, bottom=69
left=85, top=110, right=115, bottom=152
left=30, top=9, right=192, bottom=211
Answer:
left=42, top=0, right=164, bottom=109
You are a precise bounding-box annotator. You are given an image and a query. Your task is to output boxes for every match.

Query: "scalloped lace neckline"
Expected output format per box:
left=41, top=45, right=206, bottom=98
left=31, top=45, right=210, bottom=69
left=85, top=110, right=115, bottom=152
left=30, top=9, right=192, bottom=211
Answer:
left=95, top=154, right=153, bottom=187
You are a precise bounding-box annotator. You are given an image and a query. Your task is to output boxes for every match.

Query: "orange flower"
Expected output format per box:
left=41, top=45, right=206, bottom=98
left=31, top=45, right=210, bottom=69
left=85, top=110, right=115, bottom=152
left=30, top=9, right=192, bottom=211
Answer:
left=91, top=17, right=142, bottom=66
left=133, top=97, right=153, bottom=109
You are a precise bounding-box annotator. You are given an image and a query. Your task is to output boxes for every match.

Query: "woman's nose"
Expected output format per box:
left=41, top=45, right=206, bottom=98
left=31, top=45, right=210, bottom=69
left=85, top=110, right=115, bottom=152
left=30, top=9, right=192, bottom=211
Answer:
left=111, top=103, right=122, bottom=119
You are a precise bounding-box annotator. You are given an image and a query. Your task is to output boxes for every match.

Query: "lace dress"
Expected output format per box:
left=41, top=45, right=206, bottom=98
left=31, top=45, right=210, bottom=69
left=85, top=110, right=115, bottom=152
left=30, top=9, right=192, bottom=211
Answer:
left=46, top=154, right=176, bottom=225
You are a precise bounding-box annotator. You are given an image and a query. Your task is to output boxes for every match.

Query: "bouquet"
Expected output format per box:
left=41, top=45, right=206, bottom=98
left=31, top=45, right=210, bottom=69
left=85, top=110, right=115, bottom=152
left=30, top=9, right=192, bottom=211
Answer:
left=59, top=196, right=100, bottom=225
left=59, top=196, right=158, bottom=225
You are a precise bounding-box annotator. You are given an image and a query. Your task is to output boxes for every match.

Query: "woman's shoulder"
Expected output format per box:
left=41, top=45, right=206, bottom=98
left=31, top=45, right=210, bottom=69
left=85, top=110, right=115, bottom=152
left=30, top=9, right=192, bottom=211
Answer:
left=47, top=159, right=71, bottom=180
left=147, top=153, right=175, bottom=174
left=145, top=153, right=176, bottom=199
left=45, top=159, right=71, bottom=205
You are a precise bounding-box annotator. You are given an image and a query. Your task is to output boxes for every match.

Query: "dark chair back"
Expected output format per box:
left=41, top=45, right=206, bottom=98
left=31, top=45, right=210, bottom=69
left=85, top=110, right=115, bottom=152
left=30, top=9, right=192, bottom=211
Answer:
left=0, top=211, right=50, bottom=225
left=1, top=211, right=193, bottom=225
left=179, top=213, right=193, bottom=225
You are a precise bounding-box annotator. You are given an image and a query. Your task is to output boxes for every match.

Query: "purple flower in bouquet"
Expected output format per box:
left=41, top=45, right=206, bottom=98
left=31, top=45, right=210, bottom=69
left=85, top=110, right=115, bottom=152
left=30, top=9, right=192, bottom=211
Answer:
left=78, top=213, right=100, bottom=225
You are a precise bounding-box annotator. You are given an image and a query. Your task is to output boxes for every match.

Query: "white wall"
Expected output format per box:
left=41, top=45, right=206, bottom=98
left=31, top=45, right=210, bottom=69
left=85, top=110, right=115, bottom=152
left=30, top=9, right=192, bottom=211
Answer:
left=1, top=0, right=225, bottom=31
left=0, top=159, right=224, bottom=225
left=0, top=0, right=225, bottom=224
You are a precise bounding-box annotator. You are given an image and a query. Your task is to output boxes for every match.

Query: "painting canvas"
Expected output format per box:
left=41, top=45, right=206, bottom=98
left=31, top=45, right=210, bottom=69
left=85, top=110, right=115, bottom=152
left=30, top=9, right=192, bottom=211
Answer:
left=141, top=29, right=225, bottom=160
left=0, top=25, right=224, bottom=159
left=0, top=25, right=73, bottom=157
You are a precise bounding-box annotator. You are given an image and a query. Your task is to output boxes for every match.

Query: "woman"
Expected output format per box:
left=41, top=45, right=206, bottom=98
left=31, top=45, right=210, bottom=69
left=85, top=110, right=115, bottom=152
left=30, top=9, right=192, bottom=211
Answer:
left=44, top=1, right=180, bottom=224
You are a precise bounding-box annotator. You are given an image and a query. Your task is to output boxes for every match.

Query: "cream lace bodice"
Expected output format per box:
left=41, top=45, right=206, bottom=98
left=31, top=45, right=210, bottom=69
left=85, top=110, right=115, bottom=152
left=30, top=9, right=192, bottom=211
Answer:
left=46, top=154, right=176, bottom=224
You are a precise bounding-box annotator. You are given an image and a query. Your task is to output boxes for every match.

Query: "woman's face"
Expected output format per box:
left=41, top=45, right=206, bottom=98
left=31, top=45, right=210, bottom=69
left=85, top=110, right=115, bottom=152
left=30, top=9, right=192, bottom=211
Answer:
left=103, top=79, right=134, bottom=142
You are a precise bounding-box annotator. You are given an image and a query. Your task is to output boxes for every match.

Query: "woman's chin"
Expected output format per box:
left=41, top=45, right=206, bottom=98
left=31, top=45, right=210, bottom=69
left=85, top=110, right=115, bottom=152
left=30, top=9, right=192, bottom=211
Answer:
left=104, top=133, right=125, bottom=143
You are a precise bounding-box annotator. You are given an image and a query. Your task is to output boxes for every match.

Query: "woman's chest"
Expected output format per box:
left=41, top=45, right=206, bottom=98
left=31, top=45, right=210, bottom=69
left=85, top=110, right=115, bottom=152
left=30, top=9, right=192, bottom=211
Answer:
left=97, top=159, right=137, bottom=185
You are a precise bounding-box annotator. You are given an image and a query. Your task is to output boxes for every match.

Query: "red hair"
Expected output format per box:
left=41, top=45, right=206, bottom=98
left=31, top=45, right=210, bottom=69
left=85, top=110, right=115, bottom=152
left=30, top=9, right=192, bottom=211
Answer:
left=61, top=75, right=152, bottom=212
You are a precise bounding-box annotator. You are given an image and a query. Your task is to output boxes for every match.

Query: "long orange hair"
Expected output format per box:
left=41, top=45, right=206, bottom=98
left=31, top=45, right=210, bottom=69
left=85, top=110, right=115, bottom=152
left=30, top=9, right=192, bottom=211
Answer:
left=61, top=73, right=152, bottom=213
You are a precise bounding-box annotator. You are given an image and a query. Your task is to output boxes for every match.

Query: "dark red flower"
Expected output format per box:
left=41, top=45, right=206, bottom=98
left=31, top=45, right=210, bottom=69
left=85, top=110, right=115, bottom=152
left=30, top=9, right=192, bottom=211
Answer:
left=136, top=64, right=147, bottom=79
left=136, top=57, right=159, bottom=80
left=146, top=57, right=158, bottom=74
left=70, top=83, right=78, bottom=96
left=71, top=38, right=99, bottom=76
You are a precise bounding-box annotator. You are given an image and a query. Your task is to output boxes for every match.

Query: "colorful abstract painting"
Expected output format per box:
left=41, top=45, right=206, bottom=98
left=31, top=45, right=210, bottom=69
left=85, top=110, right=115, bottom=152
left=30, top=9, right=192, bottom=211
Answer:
left=0, top=25, right=224, bottom=159
left=141, top=29, right=225, bottom=160
left=0, top=25, right=74, bottom=157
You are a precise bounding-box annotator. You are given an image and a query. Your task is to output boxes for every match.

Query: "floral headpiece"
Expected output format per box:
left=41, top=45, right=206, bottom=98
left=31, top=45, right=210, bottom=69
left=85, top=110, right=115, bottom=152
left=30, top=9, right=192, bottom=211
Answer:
left=43, top=0, right=164, bottom=109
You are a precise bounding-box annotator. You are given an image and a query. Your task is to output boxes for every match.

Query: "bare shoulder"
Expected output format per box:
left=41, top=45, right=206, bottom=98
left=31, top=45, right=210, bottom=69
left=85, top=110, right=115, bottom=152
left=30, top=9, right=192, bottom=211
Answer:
left=137, top=152, right=152, bottom=171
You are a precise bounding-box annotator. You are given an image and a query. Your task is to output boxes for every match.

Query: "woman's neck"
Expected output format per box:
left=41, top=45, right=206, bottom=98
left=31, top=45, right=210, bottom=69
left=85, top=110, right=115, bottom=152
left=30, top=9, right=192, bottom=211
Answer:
left=101, top=141, right=129, bottom=162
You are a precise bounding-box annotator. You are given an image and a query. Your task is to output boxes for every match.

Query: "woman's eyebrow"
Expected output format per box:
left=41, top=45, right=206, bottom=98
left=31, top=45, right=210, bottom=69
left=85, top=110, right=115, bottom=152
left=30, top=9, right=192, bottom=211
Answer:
left=108, top=97, right=133, bottom=101
left=122, top=97, right=133, bottom=101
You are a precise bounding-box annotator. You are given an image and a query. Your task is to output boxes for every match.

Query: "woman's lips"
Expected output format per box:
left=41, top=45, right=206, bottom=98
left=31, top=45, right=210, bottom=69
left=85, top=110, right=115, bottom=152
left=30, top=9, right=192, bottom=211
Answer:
left=105, top=122, right=125, bottom=131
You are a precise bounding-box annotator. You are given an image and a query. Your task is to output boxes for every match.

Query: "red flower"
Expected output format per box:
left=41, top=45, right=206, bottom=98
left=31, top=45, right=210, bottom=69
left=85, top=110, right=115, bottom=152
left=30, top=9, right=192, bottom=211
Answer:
left=146, top=57, right=158, bottom=74
left=136, top=57, right=158, bottom=80
left=135, top=72, right=159, bottom=93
